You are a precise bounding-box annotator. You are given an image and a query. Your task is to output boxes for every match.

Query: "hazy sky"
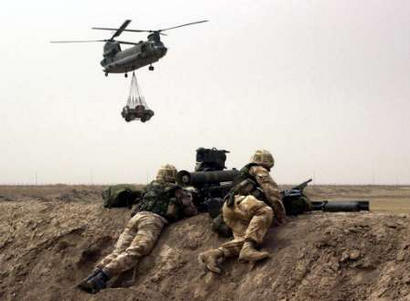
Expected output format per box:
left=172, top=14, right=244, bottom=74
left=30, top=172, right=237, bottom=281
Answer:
left=1, top=0, right=409, bottom=185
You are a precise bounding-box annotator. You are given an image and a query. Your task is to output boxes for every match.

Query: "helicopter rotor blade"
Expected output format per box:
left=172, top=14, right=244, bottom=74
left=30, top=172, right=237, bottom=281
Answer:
left=50, top=39, right=139, bottom=45
left=50, top=39, right=108, bottom=43
left=112, top=28, right=151, bottom=33
left=114, top=20, right=208, bottom=34
left=92, top=19, right=132, bottom=40
left=115, top=40, right=140, bottom=45
left=158, top=19, right=209, bottom=32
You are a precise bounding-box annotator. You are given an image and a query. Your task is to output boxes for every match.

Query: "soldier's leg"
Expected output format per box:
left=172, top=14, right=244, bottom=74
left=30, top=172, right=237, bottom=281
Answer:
left=220, top=196, right=251, bottom=254
left=218, top=195, right=272, bottom=255
left=96, top=226, right=135, bottom=269
left=198, top=199, right=248, bottom=273
left=78, top=214, right=141, bottom=293
left=103, top=213, right=166, bottom=276
left=236, top=195, right=273, bottom=262
left=239, top=196, right=273, bottom=244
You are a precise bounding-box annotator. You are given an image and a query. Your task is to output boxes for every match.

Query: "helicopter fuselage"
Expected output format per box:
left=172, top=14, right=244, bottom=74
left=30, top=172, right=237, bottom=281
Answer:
left=51, top=19, right=207, bottom=75
left=101, top=40, right=167, bottom=74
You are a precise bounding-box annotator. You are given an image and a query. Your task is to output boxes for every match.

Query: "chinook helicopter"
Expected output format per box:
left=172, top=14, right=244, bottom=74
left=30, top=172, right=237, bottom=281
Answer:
left=51, top=19, right=208, bottom=77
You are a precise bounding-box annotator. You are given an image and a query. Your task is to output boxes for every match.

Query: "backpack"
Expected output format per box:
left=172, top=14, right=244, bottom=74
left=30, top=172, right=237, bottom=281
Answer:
left=102, top=184, right=143, bottom=208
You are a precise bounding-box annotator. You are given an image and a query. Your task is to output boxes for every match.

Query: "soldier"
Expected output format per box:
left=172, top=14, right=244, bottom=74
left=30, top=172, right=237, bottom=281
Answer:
left=78, top=164, right=198, bottom=294
left=198, top=150, right=286, bottom=274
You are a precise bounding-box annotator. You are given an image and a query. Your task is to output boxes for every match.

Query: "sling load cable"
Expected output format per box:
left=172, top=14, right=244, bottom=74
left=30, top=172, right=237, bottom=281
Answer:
left=133, top=72, right=150, bottom=110
left=127, top=72, right=139, bottom=109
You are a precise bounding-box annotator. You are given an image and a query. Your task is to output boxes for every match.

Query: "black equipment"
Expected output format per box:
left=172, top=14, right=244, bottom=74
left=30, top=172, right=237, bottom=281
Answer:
left=177, top=147, right=237, bottom=215
left=281, top=178, right=370, bottom=214
left=195, top=147, right=229, bottom=171
left=311, top=200, right=369, bottom=212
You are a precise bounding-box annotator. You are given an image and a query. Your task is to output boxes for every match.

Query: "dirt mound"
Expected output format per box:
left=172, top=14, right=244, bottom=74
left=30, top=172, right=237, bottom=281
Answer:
left=0, top=186, right=409, bottom=301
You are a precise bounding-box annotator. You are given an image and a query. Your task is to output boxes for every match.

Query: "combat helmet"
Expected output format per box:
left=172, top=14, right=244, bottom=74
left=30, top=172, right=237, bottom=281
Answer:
left=250, top=150, right=274, bottom=169
left=156, top=164, right=177, bottom=183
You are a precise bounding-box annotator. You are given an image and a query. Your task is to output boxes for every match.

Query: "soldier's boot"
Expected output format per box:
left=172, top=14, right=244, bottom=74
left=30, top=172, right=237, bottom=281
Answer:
left=77, top=268, right=110, bottom=294
left=238, top=241, right=270, bottom=263
left=77, top=268, right=100, bottom=288
left=198, top=248, right=224, bottom=274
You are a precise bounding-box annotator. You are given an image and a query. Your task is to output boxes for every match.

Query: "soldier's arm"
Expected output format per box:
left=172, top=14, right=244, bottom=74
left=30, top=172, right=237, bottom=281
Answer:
left=175, top=188, right=198, bottom=217
left=250, top=166, right=286, bottom=223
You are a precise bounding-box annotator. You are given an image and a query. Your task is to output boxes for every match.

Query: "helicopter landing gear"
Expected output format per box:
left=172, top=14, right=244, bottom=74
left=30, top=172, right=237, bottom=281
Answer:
left=105, top=72, right=108, bottom=77
left=149, top=65, right=154, bottom=71
left=125, top=73, right=128, bottom=78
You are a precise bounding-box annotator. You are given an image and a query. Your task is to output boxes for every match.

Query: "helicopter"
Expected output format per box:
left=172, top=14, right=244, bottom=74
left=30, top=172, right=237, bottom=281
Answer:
left=51, top=19, right=208, bottom=77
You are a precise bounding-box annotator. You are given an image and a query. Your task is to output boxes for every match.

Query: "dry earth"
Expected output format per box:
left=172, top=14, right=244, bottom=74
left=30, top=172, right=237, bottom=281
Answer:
left=0, top=185, right=409, bottom=301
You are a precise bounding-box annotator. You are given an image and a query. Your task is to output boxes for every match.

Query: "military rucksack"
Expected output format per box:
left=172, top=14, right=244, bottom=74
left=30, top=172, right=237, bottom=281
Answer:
left=102, top=184, right=143, bottom=208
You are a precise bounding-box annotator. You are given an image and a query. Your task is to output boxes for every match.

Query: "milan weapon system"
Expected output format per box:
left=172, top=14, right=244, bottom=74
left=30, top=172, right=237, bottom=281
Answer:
left=51, top=19, right=208, bottom=77
left=177, top=148, right=370, bottom=216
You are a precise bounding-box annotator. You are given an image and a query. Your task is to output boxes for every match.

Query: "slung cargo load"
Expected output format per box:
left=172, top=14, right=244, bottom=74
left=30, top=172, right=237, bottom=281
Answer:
left=121, top=72, right=154, bottom=123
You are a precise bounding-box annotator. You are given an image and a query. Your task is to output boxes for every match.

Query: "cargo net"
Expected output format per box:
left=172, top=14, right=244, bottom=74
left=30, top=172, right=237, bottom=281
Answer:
left=121, top=72, right=154, bottom=123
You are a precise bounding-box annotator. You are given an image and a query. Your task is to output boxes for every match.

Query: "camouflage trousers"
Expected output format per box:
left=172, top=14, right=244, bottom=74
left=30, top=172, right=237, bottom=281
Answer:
left=96, top=211, right=167, bottom=276
left=218, top=195, right=273, bottom=257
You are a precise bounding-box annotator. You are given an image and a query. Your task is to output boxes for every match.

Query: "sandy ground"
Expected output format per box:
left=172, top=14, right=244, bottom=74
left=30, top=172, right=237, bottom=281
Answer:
left=0, top=185, right=409, bottom=301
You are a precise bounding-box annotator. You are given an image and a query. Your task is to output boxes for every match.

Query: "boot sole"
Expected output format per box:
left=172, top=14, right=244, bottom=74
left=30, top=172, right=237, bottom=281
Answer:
left=198, top=254, right=222, bottom=274
left=238, top=253, right=270, bottom=264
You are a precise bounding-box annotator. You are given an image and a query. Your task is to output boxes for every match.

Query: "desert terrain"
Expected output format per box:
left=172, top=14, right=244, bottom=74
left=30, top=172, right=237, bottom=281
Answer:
left=0, top=185, right=409, bottom=300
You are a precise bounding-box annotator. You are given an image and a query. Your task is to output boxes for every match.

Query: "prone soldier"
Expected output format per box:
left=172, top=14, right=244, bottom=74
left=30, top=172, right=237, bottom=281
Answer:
left=198, top=150, right=286, bottom=273
left=78, top=164, right=198, bottom=293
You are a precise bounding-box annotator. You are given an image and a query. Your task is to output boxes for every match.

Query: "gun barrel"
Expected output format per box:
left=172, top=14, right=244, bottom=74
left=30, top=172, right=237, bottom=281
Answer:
left=293, top=178, right=313, bottom=190
left=176, top=169, right=239, bottom=186
left=311, top=200, right=369, bottom=212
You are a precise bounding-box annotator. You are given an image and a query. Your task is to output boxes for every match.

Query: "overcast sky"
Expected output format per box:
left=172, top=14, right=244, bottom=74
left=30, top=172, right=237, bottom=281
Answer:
left=0, top=0, right=409, bottom=185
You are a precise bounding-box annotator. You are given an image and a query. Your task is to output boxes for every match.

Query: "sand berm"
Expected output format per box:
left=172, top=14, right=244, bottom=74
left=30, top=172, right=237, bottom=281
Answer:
left=0, top=186, right=409, bottom=301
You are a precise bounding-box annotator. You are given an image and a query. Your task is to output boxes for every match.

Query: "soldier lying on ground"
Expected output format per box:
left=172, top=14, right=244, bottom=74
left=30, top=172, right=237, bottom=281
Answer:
left=77, top=164, right=198, bottom=294
left=199, top=150, right=286, bottom=273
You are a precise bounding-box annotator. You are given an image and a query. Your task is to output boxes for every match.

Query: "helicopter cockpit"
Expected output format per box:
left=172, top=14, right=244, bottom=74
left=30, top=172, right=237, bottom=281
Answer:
left=103, top=41, right=121, bottom=57
left=100, top=41, right=121, bottom=66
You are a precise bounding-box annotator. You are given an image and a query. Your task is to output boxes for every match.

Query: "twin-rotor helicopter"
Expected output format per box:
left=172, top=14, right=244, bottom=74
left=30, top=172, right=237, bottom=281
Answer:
left=51, top=19, right=208, bottom=77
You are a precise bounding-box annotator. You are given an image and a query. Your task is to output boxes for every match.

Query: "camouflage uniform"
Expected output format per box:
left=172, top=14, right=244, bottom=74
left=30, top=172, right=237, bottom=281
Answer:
left=78, top=164, right=197, bottom=294
left=199, top=150, right=286, bottom=273
left=95, top=211, right=167, bottom=275
left=218, top=194, right=273, bottom=258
